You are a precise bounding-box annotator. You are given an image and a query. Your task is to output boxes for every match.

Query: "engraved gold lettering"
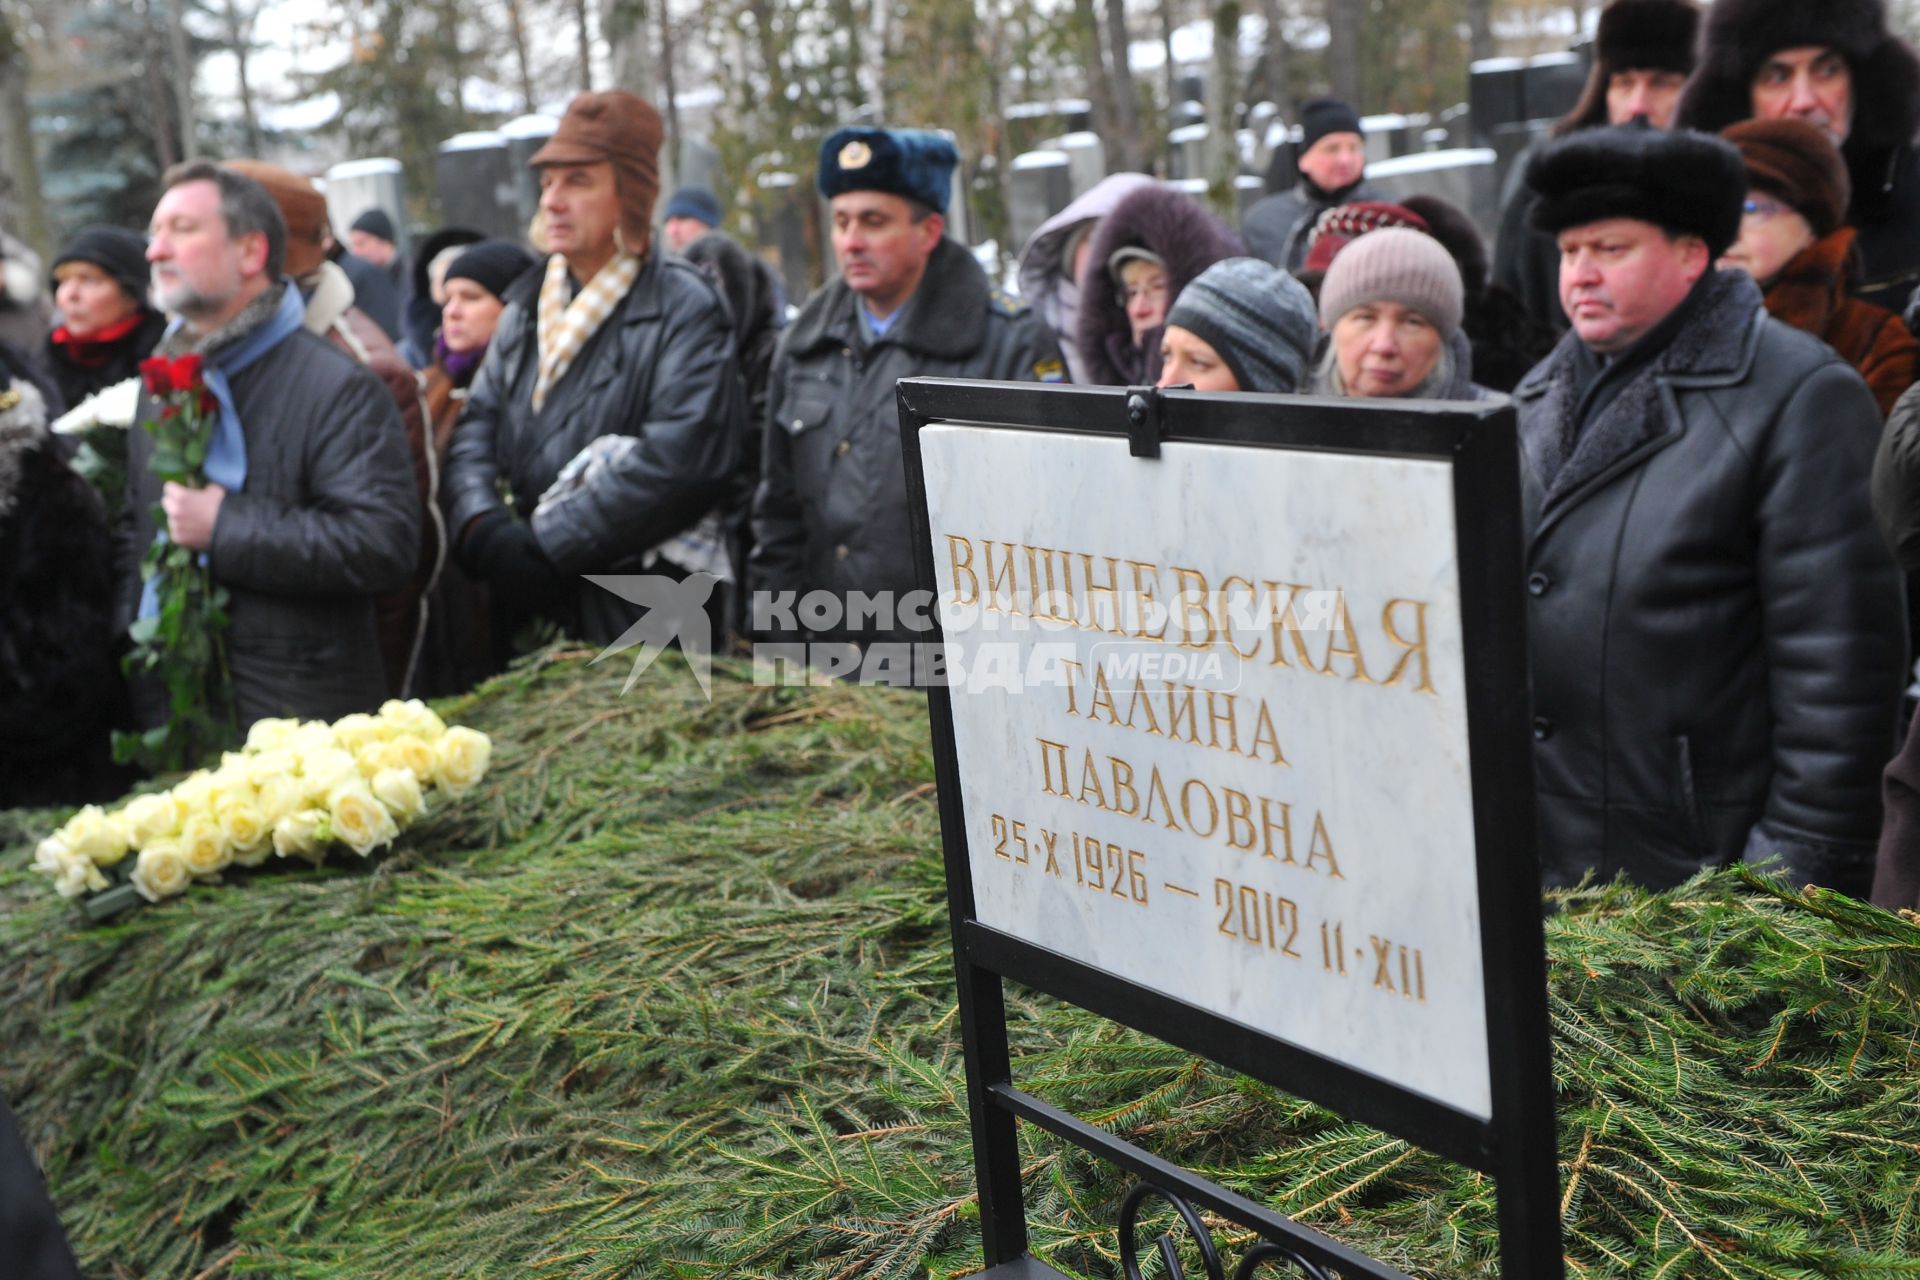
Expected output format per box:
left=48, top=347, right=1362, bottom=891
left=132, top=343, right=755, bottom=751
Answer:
left=1224, top=787, right=1256, bottom=851
left=1306, top=811, right=1344, bottom=879
left=984, top=541, right=1020, bottom=614
left=1217, top=575, right=1260, bottom=660
left=1109, top=756, right=1140, bottom=817
left=1143, top=766, right=1181, bottom=830
left=1127, top=560, right=1168, bottom=640
left=1171, top=566, right=1214, bottom=650
left=1321, top=591, right=1375, bottom=683
left=1380, top=598, right=1437, bottom=695
left=1080, top=553, right=1124, bottom=634
left=947, top=535, right=977, bottom=605
left=1180, top=778, right=1220, bottom=838
left=1038, top=738, right=1070, bottom=796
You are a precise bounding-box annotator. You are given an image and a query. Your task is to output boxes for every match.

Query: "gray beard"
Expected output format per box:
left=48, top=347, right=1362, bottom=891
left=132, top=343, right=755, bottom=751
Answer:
left=158, top=280, right=287, bottom=358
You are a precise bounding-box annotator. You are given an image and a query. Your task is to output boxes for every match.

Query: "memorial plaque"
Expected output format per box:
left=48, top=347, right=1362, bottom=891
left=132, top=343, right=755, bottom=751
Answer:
left=922, top=426, right=1492, bottom=1117
left=901, top=380, right=1563, bottom=1280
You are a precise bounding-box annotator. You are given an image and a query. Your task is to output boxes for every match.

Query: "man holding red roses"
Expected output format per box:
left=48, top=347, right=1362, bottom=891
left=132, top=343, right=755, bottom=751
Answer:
left=116, top=162, right=419, bottom=739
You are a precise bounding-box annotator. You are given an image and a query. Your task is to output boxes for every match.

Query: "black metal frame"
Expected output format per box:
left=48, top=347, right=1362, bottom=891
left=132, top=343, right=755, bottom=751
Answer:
left=898, top=378, right=1562, bottom=1279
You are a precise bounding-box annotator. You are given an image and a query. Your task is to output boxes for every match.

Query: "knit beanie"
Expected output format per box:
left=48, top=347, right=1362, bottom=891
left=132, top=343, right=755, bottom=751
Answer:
left=1108, top=244, right=1167, bottom=285
left=530, top=90, right=666, bottom=258
left=1317, top=228, right=1464, bottom=339
left=1722, top=118, right=1852, bottom=238
left=50, top=226, right=151, bottom=305
left=1300, top=202, right=1429, bottom=278
left=663, top=185, right=722, bottom=227
left=350, top=207, right=397, bottom=243
left=223, top=160, right=332, bottom=278
left=1299, top=98, right=1363, bottom=153
left=1165, top=258, right=1317, bottom=394
left=444, top=239, right=539, bottom=302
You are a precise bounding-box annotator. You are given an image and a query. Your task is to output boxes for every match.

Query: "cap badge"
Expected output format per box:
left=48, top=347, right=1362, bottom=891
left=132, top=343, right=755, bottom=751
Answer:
left=839, top=140, right=873, bottom=170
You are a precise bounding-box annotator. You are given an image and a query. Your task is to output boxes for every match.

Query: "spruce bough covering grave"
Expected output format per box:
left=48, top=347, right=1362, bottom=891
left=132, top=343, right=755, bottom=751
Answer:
left=3, top=651, right=1917, bottom=1278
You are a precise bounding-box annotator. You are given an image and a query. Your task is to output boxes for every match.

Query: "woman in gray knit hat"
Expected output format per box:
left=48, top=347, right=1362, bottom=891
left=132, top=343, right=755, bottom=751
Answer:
left=1310, top=227, right=1491, bottom=400
left=1156, top=258, right=1317, bottom=393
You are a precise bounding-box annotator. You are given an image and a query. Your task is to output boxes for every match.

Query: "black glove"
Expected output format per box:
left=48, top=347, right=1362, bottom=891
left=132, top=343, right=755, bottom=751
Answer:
left=462, top=512, right=569, bottom=613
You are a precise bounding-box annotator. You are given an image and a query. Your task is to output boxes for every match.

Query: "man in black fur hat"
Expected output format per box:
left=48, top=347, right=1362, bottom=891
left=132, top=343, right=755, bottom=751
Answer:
left=1494, top=0, right=1700, bottom=335
left=1510, top=122, right=1905, bottom=898
left=1679, top=0, right=1920, bottom=312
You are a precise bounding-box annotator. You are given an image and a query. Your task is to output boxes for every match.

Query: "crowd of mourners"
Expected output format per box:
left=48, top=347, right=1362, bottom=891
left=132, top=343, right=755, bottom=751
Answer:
left=4, top=0, right=1920, bottom=913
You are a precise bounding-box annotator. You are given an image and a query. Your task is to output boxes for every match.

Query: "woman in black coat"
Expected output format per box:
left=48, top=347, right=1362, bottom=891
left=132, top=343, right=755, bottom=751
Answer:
left=0, top=371, right=123, bottom=806
left=40, top=227, right=166, bottom=411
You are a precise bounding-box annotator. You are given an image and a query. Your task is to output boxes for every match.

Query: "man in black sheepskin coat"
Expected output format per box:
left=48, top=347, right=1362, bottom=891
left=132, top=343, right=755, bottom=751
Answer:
left=1678, top=0, right=1920, bottom=313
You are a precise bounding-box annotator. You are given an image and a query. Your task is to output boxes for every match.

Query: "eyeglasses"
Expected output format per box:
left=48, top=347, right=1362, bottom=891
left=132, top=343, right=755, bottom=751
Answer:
left=1741, top=196, right=1790, bottom=221
left=1115, top=280, right=1171, bottom=307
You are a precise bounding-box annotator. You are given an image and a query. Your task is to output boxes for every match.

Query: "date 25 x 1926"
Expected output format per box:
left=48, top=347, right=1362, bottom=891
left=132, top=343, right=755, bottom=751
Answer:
left=986, top=813, right=1428, bottom=1000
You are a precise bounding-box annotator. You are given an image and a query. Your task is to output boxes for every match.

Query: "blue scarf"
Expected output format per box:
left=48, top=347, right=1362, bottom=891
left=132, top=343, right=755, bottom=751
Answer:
left=138, top=284, right=308, bottom=619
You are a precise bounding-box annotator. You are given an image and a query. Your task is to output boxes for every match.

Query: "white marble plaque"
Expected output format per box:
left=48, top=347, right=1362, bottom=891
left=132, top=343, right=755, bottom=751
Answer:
left=921, top=423, right=1492, bottom=1120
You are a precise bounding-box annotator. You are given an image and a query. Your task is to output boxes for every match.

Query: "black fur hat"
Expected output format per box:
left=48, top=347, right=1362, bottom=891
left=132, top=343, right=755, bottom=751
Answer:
left=1526, top=122, right=1748, bottom=257
left=1677, top=0, right=1920, bottom=171
left=1555, top=0, right=1701, bottom=137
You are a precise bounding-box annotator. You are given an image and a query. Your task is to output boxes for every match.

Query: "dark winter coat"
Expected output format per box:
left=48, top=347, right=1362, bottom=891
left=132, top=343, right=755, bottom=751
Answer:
left=683, top=231, right=784, bottom=634
left=0, top=379, right=121, bottom=808
left=413, top=360, right=495, bottom=696
left=41, top=308, right=166, bottom=411
left=1076, top=186, right=1246, bottom=386
left=1401, top=192, right=1557, bottom=393
left=1492, top=142, right=1570, bottom=339
left=443, top=252, right=745, bottom=647
left=1872, top=382, right=1920, bottom=569
left=117, top=297, right=421, bottom=728
left=1761, top=227, right=1920, bottom=417
left=1512, top=269, right=1905, bottom=895
left=0, top=1094, right=80, bottom=1280
left=1875, top=700, right=1920, bottom=910
left=1241, top=177, right=1385, bottom=273
left=752, top=236, right=1063, bottom=638
left=338, top=251, right=402, bottom=341
left=1677, top=0, right=1920, bottom=312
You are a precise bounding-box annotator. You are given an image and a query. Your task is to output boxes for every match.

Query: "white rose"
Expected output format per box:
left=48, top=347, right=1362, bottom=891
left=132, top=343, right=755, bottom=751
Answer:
left=179, top=815, right=231, bottom=877
left=61, top=805, right=130, bottom=867
left=245, top=748, right=298, bottom=786
left=131, top=840, right=191, bottom=902
left=245, top=717, right=303, bottom=752
left=330, top=713, right=388, bottom=753
left=255, top=774, right=303, bottom=827
left=389, top=734, right=437, bottom=784
left=32, top=835, right=70, bottom=877
left=298, top=746, right=360, bottom=802
left=272, top=809, right=329, bottom=862
left=354, top=742, right=393, bottom=781
left=432, top=727, right=493, bottom=798
left=379, top=699, right=446, bottom=742
left=172, top=770, right=219, bottom=815
left=53, top=847, right=109, bottom=898
left=124, top=792, right=184, bottom=845
left=328, top=782, right=399, bottom=856
left=370, top=767, right=427, bottom=823
left=218, top=798, right=272, bottom=865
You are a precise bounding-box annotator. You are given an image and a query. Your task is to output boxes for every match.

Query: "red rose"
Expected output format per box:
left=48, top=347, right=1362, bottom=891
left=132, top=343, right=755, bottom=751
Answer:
left=168, top=354, right=204, bottom=388
left=140, top=357, right=174, bottom=397
left=199, top=390, right=219, bottom=416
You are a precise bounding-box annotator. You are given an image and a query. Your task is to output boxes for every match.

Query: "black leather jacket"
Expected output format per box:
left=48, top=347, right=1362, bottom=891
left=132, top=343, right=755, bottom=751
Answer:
left=751, top=238, right=1062, bottom=636
left=118, top=325, right=420, bottom=727
left=443, top=254, right=745, bottom=646
left=1512, top=270, right=1906, bottom=895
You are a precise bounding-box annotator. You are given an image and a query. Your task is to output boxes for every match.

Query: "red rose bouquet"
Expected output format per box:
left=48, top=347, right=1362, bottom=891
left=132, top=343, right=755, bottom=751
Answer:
left=116, top=354, right=236, bottom=771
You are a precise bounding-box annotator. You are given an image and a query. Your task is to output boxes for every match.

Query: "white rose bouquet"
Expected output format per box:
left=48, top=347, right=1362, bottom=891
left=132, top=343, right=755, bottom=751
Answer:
left=31, top=701, right=493, bottom=912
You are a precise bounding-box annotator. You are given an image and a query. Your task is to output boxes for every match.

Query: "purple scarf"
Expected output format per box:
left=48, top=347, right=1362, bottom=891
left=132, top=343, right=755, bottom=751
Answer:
left=436, top=332, right=486, bottom=386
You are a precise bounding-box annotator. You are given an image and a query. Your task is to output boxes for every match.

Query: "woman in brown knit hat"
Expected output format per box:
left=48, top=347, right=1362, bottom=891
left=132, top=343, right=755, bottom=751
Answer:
left=1720, top=118, right=1920, bottom=416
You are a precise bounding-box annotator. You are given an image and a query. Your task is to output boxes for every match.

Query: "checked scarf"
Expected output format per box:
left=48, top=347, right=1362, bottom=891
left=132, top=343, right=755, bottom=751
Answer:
left=532, top=251, right=640, bottom=412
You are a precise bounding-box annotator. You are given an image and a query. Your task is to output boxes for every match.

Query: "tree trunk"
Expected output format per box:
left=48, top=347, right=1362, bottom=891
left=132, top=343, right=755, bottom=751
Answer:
left=220, top=0, right=264, bottom=155
left=573, top=0, right=595, bottom=92
left=1074, top=0, right=1123, bottom=172
left=659, top=0, right=679, bottom=172
left=1205, top=0, right=1239, bottom=214
left=1467, top=0, right=1494, bottom=65
left=1103, top=0, right=1146, bottom=171
left=1159, top=0, right=1178, bottom=110
left=438, top=0, right=470, bottom=131
left=168, top=0, right=198, bottom=160
left=137, top=0, right=179, bottom=172
left=506, top=0, right=539, bottom=110
left=0, top=5, right=50, bottom=259
left=1324, top=0, right=1359, bottom=104
left=1257, top=0, right=1288, bottom=109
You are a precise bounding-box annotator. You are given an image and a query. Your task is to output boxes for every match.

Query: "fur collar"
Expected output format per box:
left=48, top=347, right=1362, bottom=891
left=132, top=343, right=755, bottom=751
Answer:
left=1763, top=227, right=1857, bottom=334
left=785, top=237, right=992, bottom=359
left=1517, top=269, right=1763, bottom=505
left=0, top=379, right=50, bottom=518
left=301, top=260, right=357, bottom=337
left=1075, top=185, right=1247, bottom=385
left=159, top=280, right=293, bottom=358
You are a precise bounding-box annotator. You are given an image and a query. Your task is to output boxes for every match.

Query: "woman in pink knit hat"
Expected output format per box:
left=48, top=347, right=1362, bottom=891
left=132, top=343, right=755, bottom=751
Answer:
left=1309, top=226, right=1491, bottom=401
